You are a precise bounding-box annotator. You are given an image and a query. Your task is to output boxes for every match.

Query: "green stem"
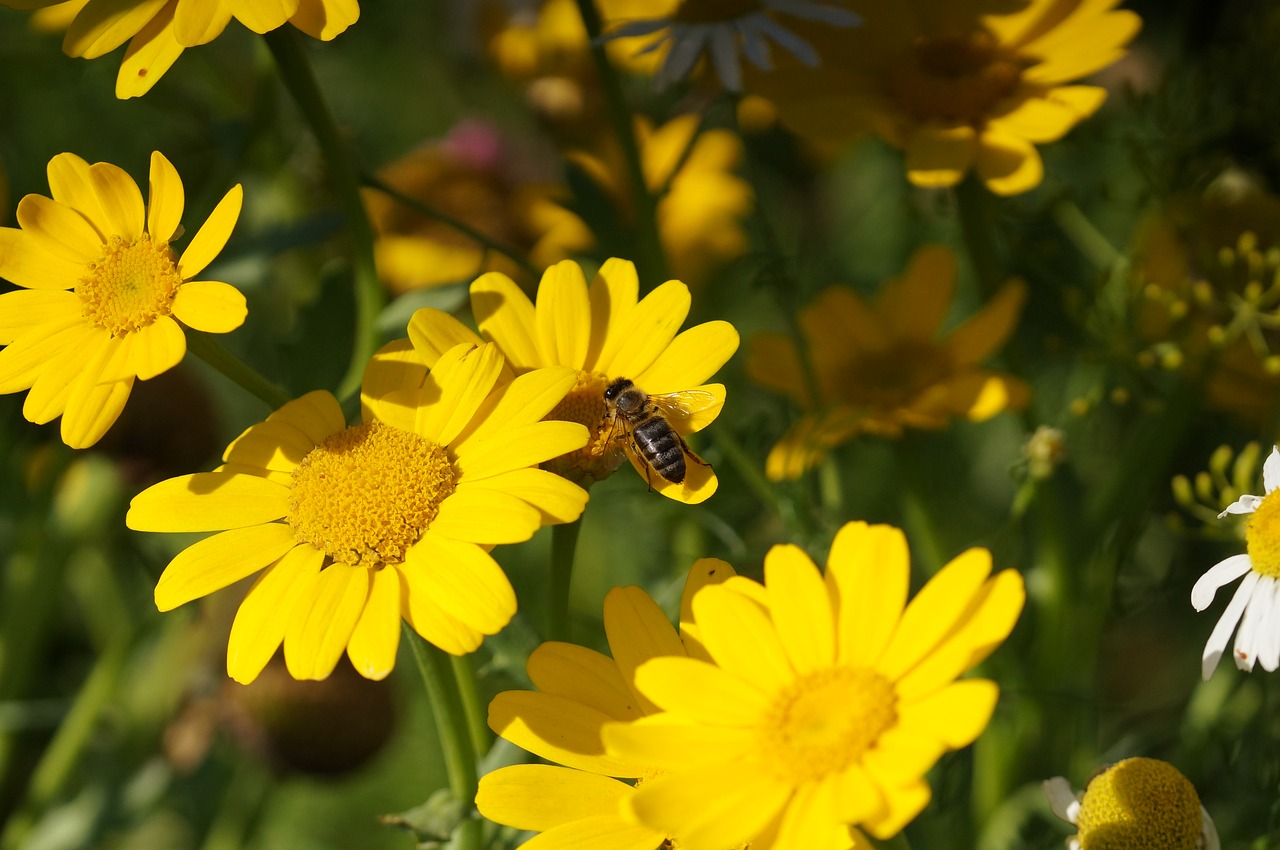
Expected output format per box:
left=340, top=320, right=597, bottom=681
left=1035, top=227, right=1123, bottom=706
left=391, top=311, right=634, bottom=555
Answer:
left=0, top=637, right=132, bottom=850
left=572, top=0, right=668, bottom=285
left=955, top=176, right=1003, bottom=297
left=187, top=333, right=291, bottom=410
left=361, top=174, right=541, bottom=279
left=549, top=519, right=582, bottom=642
left=1050, top=197, right=1122, bottom=272
left=450, top=654, right=491, bottom=760
left=265, top=27, right=384, bottom=401
left=709, top=427, right=781, bottom=517
left=404, top=624, right=481, bottom=850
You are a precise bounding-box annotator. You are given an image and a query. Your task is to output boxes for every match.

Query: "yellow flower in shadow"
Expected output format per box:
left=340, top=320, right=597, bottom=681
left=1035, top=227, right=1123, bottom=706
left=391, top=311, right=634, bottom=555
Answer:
left=748, top=245, right=1027, bottom=480
left=755, top=0, right=1140, bottom=195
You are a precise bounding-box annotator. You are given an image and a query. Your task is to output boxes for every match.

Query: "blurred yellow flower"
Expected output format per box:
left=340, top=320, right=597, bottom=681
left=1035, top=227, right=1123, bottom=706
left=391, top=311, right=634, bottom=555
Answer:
left=362, top=122, right=592, bottom=293
left=476, top=559, right=739, bottom=850
left=0, top=151, right=244, bottom=449
left=570, top=115, right=754, bottom=285
left=756, top=0, right=1140, bottom=195
left=398, top=258, right=739, bottom=503
left=3, top=0, right=359, bottom=98
left=748, top=245, right=1028, bottom=480
left=126, top=342, right=590, bottom=684
left=603, top=521, right=1025, bottom=847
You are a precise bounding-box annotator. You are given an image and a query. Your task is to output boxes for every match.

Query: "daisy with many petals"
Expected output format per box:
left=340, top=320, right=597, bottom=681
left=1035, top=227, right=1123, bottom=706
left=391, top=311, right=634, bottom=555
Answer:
left=1044, top=758, right=1219, bottom=850
left=0, top=151, right=244, bottom=449
left=126, top=341, right=590, bottom=684
left=747, top=245, right=1028, bottom=480
left=476, top=559, right=742, bottom=850
left=3, top=0, right=359, bottom=98
left=399, top=258, right=739, bottom=503
left=602, top=521, right=1025, bottom=848
left=1193, top=445, right=1280, bottom=679
left=755, top=0, right=1140, bottom=194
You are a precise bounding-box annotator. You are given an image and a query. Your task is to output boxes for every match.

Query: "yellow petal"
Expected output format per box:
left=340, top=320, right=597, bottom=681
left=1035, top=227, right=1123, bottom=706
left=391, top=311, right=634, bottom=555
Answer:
left=223, top=419, right=316, bottom=474
left=944, top=278, right=1027, bottom=365
left=407, top=306, right=486, bottom=370
left=488, top=690, right=641, bottom=776
left=61, top=370, right=133, bottom=448
left=88, top=161, right=144, bottom=240
left=0, top=227, right=84, bottom=291
left=476, top=764, right=639, bottom=833
left=126, top=471, right=291, bottom=532
left=526, top=642, right=643, bottom=720
left=990, top=86, right=1107, bottom=143
left=624, top=444, right=718, bottom=505
left=0, top=318, right=93, bottom=394
left=226, top=544, right=323, bottom=684
left=398, top=564, right=485, bottom=655
left=453, top=420, right=589, bottom=481
left=904, top=125, right=977, bottom=189
left=19, top=326, right=100, bottom=424
left=0, top=290, right=79, bottom=346
left=764, top=545, right=835, bottom=673
left=171, top=281, right=247, bottom=333
left=115, top=10, right=184, bottom=99
left=402, top=532, right=516, bottom=636
left=678, top=558, right=737, bottom=663
left=876, top=548, right=993, bottom=681
left=632, top=320, right=739, bottom=395
left=632, top=656, right=770, bottom=726
left=827, top=762, right=886, bottom=825
left=625, top=761, right=791, bottom=850
left=472, top=271, right=544, bottom=370
left=602, top=714, right=757, bottom=773
left=46, top=153, right=107, bottom=239
left=828, top=522, right=910, bottom=668
left=450, top=365, right=578, bottom=448
left=690, top=583, right=793, bottom=694
left=146, top=151, right=184, bottom=243
left=112, top=314, right=185, bottom=381
left=976, top=131, right=1043, bottom=196
left=896, top=679, right=998, bottom=749
left=455, top=468, right=587, bottom=526
left=431, top=485, right=544, bottom=544
left=417, top=342, right=504, bottom=446
left=596, top=280, right=690, bottom=380
left=224, top=0, right=300, bottom=33
left=63, top=0, right=168, bottom=58
left=346, top=566, right=402, bottom=680
left=289, top=0, right=359, bottom=40
left=769, top=780, right=846, bottom=850
left=955, top=568, right=1026, bottom=669
left=585, top=257, right=640, bottom=370
left=153, top=524, right=299, bottom=611
left=861, top=779, right=931, bottom=841
left=177, top=184, right=243, bottom=279
left=172, top=0, right=232, bottom=46
left=876, top=245, right=956, bottom=342
left=603, top=585, right=686, bottom=714
left=267, top=388, right=346, bottom=446
left=17, top=194, right=102, bottom=264
left=284, top=563, right=369, bottom=680
left=535, top=259, right=592, bottom=370
left=863, top=727, right=945, bottom=787
left=747, top=331, right=808, bottom=407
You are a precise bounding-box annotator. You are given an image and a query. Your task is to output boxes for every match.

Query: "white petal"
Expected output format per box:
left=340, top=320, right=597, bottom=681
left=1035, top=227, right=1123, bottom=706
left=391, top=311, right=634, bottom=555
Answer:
left=1201, top=805, right=1221, bottom=850
left=1264, top=446, right=1280, bottom=493
left=1236, top=575, right=1277, bottom=673
left=736, top=20, right=773, bottom=70
left=756, top=14, right=819, bottom=66
left=660, top=26, right=709, bottom=85
left=1219, top=494, right=1263, bottom=517
left=1191, top=554, right=1253, bottom=610
left=708, top=26, right=743, bottom=90
left=607, top=18, right=672, bottom=38
left=1202, top=571, right=1260, bottom=680
left=1041, top=778, right=1079, bottom=824
left=768, top=1, right=861, bottom=27
left=1260, top=578, right=1280, bottom=672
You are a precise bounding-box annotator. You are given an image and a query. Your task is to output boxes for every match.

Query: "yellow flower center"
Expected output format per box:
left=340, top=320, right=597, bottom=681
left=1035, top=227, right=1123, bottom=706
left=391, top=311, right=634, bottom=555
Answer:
left=1245, top=490, right=1280, bottom=577
left=77, top=235, right=182, bottom=337
left=758, top=666, right=897, bottom=784
left=287, top=422, right=456, bottom=568
left=886, top=31, right=1026, bottom=126
left=1075, top=758, right=1203, bottom=850
left=673, top=0, right=764, bottom=24
left=542, top=370, right=626, bottom=485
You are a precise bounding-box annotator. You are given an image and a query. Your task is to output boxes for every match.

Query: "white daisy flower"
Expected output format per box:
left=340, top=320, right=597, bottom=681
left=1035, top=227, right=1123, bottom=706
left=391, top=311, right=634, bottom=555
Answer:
left=606, top=0, right=861, bottom=91
left=1193, top=444, right=1280, bottom=679
left=1044, top=759, right=1219, bottom=850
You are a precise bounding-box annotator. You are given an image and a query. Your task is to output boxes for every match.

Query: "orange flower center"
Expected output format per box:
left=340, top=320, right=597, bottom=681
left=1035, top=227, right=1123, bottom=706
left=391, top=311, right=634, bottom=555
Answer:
left=886, top=31, right=1026, bottom=126
left=287, top=422, right=456, bottom=568
left=834, top=343, right=949, bottom=410
left=542, top=370, right=627, bottom=485
left=758, top=666, right=897, bottom=784
left=1076, top=758, right=1203, bottom=850
left=77, top=235, right=182, bottom=336
left=1245, top=489, right=1280, bottom=577
left=674, top=0, right=764, bottom=24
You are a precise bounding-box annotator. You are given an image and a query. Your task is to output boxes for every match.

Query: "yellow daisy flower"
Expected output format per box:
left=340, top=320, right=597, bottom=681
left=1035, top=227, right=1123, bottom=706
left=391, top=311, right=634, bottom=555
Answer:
left=125, top=341, right=590, bottom=684
left=401, top=257, right=740, bottom=504
left=747, top=245, right=1028, bottom=480
left=476, top=559, right=758, bottom=850
left=1043, top=758, right=1219, bottom=850
left=3, top=0, right=359, bottom=98
left=0, top=151, right=245, bottom=449
left=603, top=521, right=1026, bottom=848
left=756, top=0, right=1141, bottom=195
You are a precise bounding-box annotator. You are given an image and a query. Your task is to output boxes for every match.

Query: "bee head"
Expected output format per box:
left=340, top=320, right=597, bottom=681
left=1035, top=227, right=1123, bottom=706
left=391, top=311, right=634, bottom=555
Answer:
left=603, top=377, right=634, bottom=402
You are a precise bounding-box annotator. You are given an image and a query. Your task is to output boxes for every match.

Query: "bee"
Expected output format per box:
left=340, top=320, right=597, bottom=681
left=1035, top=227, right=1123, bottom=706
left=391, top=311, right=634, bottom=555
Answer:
left=600, top=377, right=715, bottom=487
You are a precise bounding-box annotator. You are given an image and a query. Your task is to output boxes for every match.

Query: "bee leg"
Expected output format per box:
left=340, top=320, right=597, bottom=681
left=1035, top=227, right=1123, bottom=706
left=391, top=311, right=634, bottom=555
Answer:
left=676, top=432, right=712, bottom=469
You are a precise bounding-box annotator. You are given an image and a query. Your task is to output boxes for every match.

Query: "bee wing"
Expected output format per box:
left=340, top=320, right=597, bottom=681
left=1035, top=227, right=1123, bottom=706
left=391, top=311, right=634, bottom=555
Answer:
left=649, top=384, right=725, bottom=434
